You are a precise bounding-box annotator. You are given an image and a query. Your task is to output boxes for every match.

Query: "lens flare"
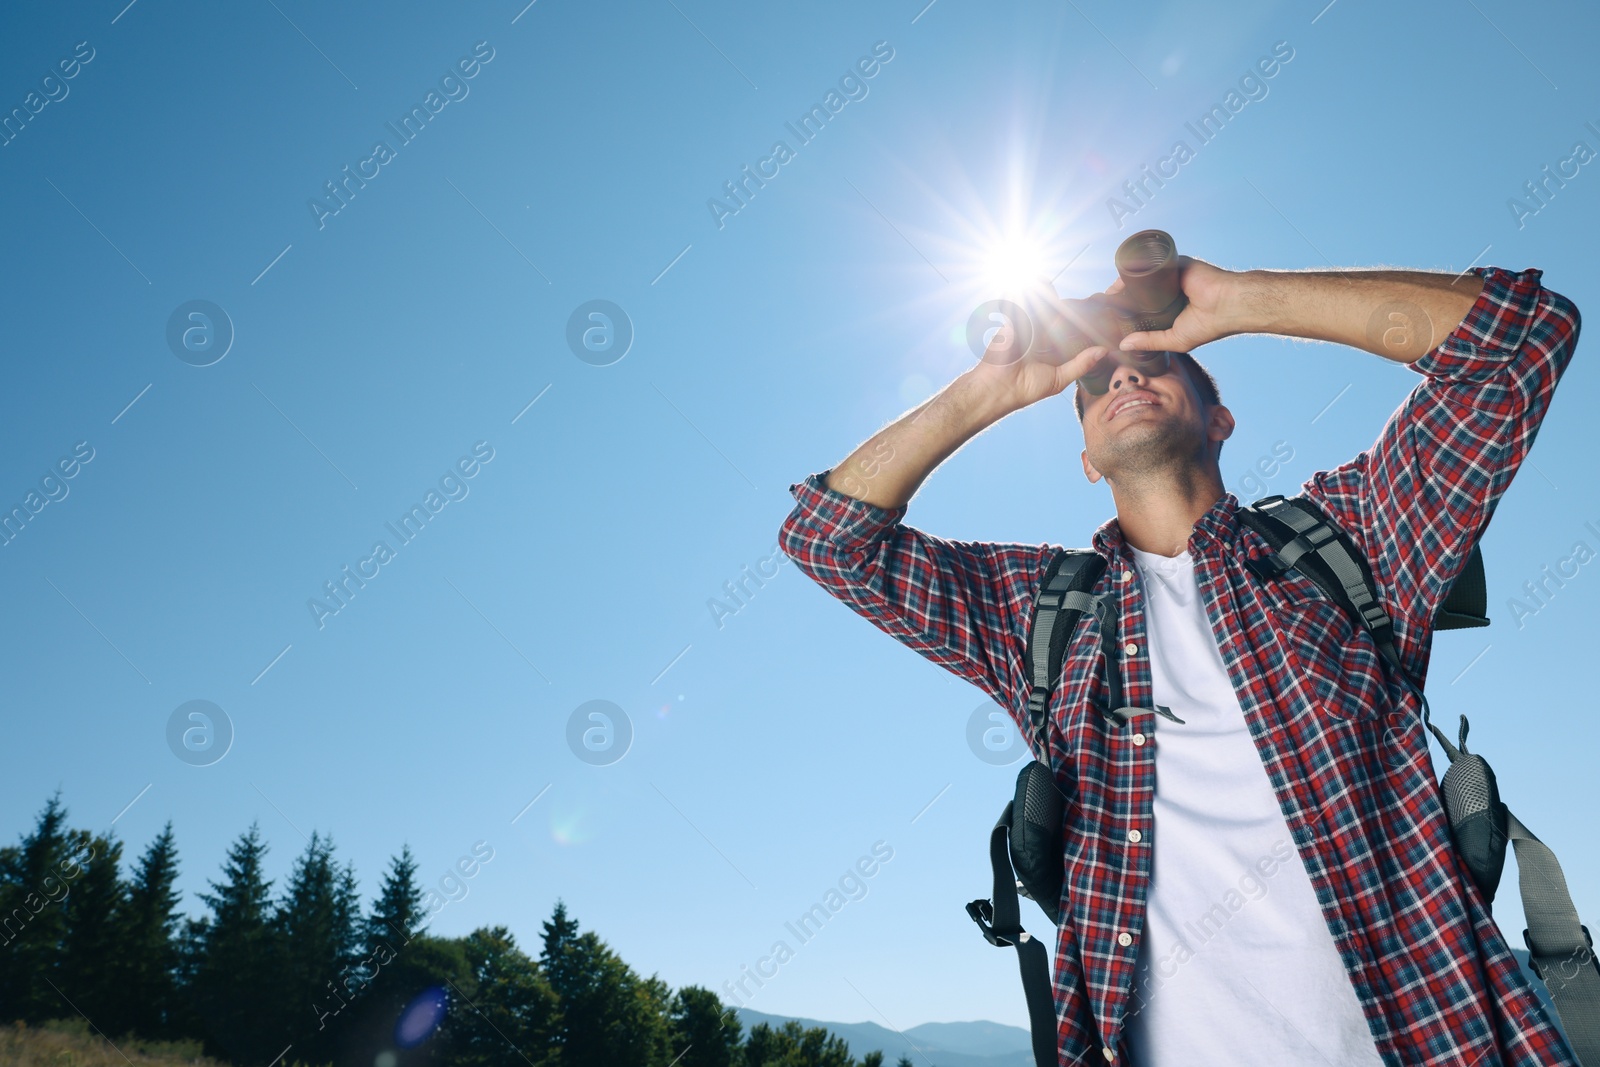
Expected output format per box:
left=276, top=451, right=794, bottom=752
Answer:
left=550, top=807, right=590, bottom=845
left=395, top=985, right=448, bottom=1048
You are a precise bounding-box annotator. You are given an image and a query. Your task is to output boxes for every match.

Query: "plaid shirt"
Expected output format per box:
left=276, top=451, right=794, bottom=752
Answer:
left=779, top=266, right=1581, bottom=1066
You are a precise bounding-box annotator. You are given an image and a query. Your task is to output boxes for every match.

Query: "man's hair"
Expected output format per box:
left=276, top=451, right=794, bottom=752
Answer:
left=1073, top=350, right=1224, bottom=457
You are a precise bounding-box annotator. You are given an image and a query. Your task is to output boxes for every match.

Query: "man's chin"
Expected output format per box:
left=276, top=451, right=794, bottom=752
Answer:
left=1090, top=425, right=1204, bottom=479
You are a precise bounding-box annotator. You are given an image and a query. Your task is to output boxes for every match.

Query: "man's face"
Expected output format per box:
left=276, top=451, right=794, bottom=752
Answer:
left=1077, top=357, right=1231, bottom=484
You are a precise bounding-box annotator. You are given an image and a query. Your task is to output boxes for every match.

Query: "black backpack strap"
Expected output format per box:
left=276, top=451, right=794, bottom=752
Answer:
left=967, top=801, right=1063, bottom=1067
left=1240, top=495, right=1488, bottom=644
left=1239, top=493, right=1463, bottom=759
left=1024, top=550, right=1106, bottom=754
left=1026, top=548, right=1181, bottom=737
left=1238, top=495, right=1405, bottom=671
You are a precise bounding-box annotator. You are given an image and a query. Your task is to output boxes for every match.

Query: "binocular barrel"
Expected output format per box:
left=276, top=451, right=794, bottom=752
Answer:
left=1113, top=229, right=1184, bottom=324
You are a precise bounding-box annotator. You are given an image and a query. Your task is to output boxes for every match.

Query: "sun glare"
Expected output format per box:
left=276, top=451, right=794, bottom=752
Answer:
left=975, top=232, right=1054, bottom=296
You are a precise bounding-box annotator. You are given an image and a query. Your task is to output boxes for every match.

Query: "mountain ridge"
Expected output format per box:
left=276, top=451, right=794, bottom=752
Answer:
left=729, top=1007, right=1034, bottom=1067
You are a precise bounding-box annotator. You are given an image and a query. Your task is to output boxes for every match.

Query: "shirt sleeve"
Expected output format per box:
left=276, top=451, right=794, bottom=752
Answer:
left=778, top=470, right=1060, bottom=710
left=1302, top=266, right=1581, bottom=667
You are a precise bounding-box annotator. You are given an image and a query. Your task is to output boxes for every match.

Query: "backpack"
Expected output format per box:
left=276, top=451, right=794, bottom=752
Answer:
left=965, top=493, right=1599, bottom=1066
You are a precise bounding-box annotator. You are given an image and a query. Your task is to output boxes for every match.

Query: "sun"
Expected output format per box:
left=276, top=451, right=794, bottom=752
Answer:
left=974, top=232, right=1055, bottom=297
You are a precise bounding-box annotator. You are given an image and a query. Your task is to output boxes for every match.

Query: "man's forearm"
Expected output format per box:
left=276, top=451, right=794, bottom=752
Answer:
left=1232, top=268, right=1487, bottom=364
left=825, top=369, right=1013, bottom=509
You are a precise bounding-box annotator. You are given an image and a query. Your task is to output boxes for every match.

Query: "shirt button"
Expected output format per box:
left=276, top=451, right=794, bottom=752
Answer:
left=1102, top=1048, right=1116, bottom=1061
left=1127, top=829, right=1142, bottom=843
left=1123, top=642, right=1138, bottom=656
left=1131, top=732, right=1146, bottom=746
left=1117, top=932, right=1133, bottom=947
left=1120, top=569, right=1132, bottom=581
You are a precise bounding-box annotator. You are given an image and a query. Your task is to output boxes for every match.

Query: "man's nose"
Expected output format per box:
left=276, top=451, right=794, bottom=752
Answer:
left=1109, top=364, right=1149, bottom=391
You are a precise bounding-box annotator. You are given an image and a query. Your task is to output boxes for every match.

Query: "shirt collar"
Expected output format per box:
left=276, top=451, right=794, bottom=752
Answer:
left=1090, top=491, right=1241, bottom=560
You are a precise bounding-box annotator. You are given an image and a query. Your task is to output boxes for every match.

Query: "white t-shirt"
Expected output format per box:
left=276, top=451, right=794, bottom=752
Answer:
left=1122, top=546, right=1385, bottom=1067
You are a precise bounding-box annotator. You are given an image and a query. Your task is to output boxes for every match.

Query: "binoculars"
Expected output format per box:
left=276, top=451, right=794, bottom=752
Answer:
left=1019, top=229, right=1188, bottom=366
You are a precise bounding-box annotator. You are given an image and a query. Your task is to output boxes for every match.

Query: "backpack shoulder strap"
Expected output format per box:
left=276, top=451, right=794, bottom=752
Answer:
left=1239, top=494, right=1490, bottom=653
left=1238, top=494, right=1405, bottom=671
left=1509, top=810, right=1600, bottom=1062
left=1024, top=549, right=1105, bottom=754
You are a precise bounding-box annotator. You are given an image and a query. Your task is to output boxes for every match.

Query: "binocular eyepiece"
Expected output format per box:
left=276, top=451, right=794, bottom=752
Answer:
left=1012, top=229, right=1187, bottom=365
left=1111, top=229, right=1187, bottom=331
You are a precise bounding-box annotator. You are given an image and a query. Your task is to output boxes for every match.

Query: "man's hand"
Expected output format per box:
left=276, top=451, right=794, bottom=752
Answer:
left=969, top=294, right=1116, bottom=416
left=1111, top=256, right=1250, bottom=354
left=823, top=282, right=1120, bottom=509
left=965, top=345, right=1111, bottom=416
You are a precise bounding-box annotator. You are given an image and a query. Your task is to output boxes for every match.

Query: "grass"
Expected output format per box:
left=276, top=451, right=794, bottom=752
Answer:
left=0, top=1019, right=228, bottom=1066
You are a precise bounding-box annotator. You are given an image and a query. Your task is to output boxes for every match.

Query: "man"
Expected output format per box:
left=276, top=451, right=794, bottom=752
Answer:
left=778, top=253, right=1581, bottom=1065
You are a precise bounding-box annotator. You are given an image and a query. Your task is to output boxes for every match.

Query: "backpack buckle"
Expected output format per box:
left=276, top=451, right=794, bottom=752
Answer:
left=1100, top=705, right=1136, bottom=728
left=1246, top=552, right=1290, bottom=582
left=966, top=898, right=1023, bottom=948
left=1102, top=704, right=1186, bottom=728
left=1523, top=924, right=1595, bottom=981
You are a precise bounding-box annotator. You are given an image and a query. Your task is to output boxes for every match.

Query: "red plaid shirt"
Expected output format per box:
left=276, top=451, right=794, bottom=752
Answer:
left=779, top=266, right=1581, bottom=1066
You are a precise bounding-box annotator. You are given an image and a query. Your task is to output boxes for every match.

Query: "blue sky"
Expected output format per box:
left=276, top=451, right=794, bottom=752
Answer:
left=3, top=0, right=1599, bottom=1033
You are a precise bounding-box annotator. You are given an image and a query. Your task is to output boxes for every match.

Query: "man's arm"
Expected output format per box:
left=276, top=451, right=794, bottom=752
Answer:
left=1233, top=268, right=1483, bottom=364
left=1306, top=267, right=1579, bottom=657
left=827, top=300, right=1113, bottom=509
left=1115, top=257, right=1486, bottom=363
left=1126, top=257, right=1580, bottom=668
left=782, top=293, right=1116, bottom=713
left=823, top=370, right=1008, bottom=510
left=779, top=470, right=1058, bottom=712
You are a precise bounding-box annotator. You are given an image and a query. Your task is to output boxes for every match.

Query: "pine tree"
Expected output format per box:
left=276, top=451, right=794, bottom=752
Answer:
left=194, top=823, right=280, bottom=1064
left=334, top=857, right=362, bottom=967
left=0, top=794, right=91, bottom=1022
left=323, top=855, right=365, bottom=1044
left=169, top=914, right=209, bottom=1039
left=539, top=898, right=580, bottom=977
left=670, top=985, right=743, bottom=1067
left=366, top=844, right=425, bottom=955
left=120, top=824, right=183, bottom=1039
left=895, top=1056, right=914, bottom=1067
left=273, top=832, right=363, bottom=1061
left=538, top=900, right=672, bottom=1066
left=342, top=844, right=429, bottom=1034
left=57, top=832, right=126, bottom=1032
